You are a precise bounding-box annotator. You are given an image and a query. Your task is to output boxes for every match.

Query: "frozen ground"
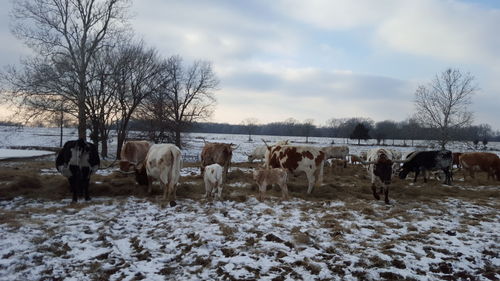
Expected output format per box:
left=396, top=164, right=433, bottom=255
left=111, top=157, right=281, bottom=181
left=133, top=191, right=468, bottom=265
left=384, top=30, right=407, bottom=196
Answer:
left=0, top=197, right=498, bottom=281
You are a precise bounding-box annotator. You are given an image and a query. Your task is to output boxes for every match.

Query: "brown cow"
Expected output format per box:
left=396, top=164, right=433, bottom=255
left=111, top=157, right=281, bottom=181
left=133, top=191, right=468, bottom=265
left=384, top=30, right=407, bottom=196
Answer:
left=459, top=152, right=500, bottom=181
left=200, top=142, right=236, bottom=183
left=119, top=140, right=151, bottom=172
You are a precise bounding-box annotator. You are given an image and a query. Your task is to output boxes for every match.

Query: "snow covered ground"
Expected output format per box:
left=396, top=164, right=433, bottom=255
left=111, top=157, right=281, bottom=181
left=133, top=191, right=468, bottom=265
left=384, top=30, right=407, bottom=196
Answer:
left=1, top=196, right=498, bottom=280
left=0, top=126, right=499, bottom=280
left=0, top=149, right=54, bottom=160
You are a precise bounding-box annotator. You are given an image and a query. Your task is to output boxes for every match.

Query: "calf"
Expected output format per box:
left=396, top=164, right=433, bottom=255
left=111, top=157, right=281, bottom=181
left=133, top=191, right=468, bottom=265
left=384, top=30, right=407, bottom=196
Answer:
left=328, top=158, right=348, bottom=173
left=350, top=154, right=363, bottom=165
left=459, top=152, right=500, bottom=181
left=119, top=140, right=151, bottom=172
left=398, top=150, right=452, bottom=185
left=136, top=144, right=182, bottom=206
left=56, top=139, right=100, bottom=202
left=204, top=163, right=224, bottom=200
left=252, top=168, right=289, bottom=201
left=200, top=142, right=236, bottom=183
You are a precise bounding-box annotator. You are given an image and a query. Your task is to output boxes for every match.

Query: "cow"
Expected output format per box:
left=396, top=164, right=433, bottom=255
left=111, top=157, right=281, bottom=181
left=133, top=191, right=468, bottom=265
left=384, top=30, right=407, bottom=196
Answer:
left=459, top=152, right=500, bottom=181
left=263, top=142, right=325, bottom=194
left=398, top=150, right=453, bottom=185
left=252, top=168, right=289, bottom=201
left=321, top=145, right=349, bottom=161
left=361, top=148, right=398, bottom=204
left=204, top=163, right=224, bottom=200
left=135, top=144, right=182, bottom=207
left=119, top=140, right=151, bottom=172
left=247, top=140, right=289, bottom=163
left=452, top=152, right=463, bottom=169
left=350, top=154, right=363, bottom=165
left=56, top=138, right=100, bottom=202
left=200, top=142, right=236, bottom=183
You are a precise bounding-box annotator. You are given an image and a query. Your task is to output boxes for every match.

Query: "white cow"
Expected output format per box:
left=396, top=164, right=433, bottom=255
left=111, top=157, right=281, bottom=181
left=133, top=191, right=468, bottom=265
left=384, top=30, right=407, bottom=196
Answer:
left=204, top=163, right=224, bottom=200
left=248, top=140, right=290, bottom=163
left=321, top=145, right=349, bottom=160
left=135, top=144, right=182, bottom=207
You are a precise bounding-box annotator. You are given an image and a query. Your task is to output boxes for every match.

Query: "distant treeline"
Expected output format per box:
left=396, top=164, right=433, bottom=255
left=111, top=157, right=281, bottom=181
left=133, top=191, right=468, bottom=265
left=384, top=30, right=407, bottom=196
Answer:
left=185, top=119, right=500, bottom=143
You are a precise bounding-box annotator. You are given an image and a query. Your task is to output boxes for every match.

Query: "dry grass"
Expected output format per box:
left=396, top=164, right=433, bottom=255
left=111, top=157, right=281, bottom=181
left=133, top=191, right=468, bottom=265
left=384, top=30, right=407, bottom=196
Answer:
left=0, top=160, right=498, bottom=207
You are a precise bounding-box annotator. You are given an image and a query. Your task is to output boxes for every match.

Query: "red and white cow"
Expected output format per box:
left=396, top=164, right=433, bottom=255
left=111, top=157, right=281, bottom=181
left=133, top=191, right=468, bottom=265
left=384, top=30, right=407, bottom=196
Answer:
left=204, top=163, right=224, bottom=200
left=264, top=142, right=325, bottom=194
left=200, top=142, right=237, bottom=183
left=135, top=144, right=182, bottom=207
left=119, top=140, right=151, bottom=172
left=361, top=148, right=398, bottom=204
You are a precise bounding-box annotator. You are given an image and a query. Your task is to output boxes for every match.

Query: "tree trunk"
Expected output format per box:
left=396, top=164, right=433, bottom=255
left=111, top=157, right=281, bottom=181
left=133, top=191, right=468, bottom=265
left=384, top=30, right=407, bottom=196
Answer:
left=78, top=83, right=87, bottom=139
left=175, top=129, right=182, bottom=148
left=59, top=110, right=63, bottom=147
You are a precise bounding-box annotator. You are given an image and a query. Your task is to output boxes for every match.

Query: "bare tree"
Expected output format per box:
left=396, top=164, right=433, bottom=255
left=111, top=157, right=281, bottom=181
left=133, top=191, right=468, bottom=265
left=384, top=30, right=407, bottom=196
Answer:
left=161, top=56, right=218, bottom=148
left=241, top=118, right=259, bottom=141
left=9, top=0, right=130, bottom=140
left=302, top=119, right=315, bottom=143
left=414, top=68, right=477, bottom=149
left=112, top=42, right=167, bottom=157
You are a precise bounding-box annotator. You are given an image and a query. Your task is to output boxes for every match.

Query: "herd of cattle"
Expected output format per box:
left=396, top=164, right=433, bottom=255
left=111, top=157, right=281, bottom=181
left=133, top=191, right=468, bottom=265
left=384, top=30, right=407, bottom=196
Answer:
left=55, top=138, right=500, bottom=205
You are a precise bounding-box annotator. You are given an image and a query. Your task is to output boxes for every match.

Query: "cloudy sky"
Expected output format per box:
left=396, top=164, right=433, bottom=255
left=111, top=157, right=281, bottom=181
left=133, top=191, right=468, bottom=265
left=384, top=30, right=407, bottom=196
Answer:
left=1, top=0, right=499, bottom=128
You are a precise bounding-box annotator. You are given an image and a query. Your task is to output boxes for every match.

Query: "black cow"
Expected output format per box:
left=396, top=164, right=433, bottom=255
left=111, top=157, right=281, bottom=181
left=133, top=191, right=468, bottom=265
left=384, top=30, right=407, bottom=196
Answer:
left=56, top=139, right=100, bottom=202
left=398, top=150, right=452, bottom=185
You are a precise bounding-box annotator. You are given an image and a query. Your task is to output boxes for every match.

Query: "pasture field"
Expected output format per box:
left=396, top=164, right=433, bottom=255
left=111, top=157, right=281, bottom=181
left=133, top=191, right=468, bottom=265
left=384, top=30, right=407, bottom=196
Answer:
left=0, top=155, right=499, bottom=280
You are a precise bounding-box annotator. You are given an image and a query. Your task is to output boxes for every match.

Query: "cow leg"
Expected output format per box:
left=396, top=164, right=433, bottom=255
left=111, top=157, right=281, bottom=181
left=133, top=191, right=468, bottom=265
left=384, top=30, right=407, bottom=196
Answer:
left=306, top=172, right=315, bottom=194
left=204, top=178, right=212, bottom=200
left=147, top=176, right=153, bottom=194
left=83, top=179, right=91, bottom=201
left=383, top=185, right=390, bottom=204
left=258, top=181, right=266, bottom=201
left=216, top=182, right=223, bottom=201
left=414, top=170, right=420, bottom=182
left=68, top=177, right=78, bottom=202
left=371, top=183, right=380, bottom=200
left=168, top=180, right=177, bottom=207
left=280, top=183, right=289, bottom=200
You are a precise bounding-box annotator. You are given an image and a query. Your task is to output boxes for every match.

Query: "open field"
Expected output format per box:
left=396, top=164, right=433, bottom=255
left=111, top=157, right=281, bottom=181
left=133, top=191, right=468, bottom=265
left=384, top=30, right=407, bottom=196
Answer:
left=0, top=155, right=499, bottom=280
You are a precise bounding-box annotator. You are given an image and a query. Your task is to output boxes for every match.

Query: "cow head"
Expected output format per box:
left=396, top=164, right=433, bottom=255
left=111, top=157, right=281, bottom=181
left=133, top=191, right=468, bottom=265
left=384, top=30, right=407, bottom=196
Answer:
left=374, top=153, right=393, bottom=184
left=119, top=160, right=134, bottom=172
left=135, top=161, right=149, bottom=186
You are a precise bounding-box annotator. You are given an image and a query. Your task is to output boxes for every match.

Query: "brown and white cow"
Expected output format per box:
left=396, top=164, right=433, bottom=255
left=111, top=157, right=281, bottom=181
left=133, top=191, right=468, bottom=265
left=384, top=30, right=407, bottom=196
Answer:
left=200, top=142, right=236, bottom=183
left=263, top=142, right=325, bottom=194
left=361, top=148, right=398, bottom=204
left=135, top=144, right=182, bottom=206
left=253, top=168, right=289, bottom=201
left=459, top=152, right=500, bottom=181
left=119, top=140, right=151, bottom=172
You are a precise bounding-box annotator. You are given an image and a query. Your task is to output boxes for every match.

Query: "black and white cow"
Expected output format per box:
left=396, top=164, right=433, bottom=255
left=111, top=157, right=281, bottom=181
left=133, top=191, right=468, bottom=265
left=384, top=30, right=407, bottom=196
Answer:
left=398, top=150, right=453, bottom=185
left=56, top=139, right=100, bottom=202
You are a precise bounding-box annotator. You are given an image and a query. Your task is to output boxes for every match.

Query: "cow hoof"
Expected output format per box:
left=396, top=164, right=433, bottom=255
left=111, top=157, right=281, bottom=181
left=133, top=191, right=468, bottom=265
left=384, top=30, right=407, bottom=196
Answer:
left=169, top=201, right=177, bottom=207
